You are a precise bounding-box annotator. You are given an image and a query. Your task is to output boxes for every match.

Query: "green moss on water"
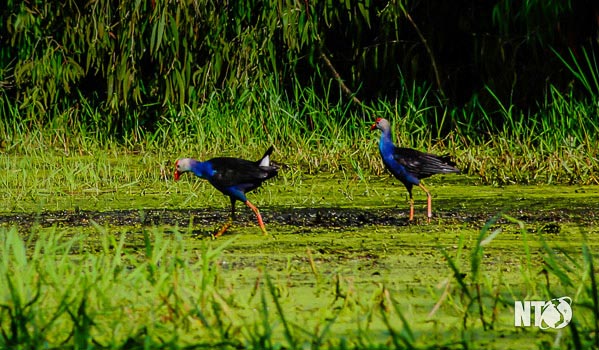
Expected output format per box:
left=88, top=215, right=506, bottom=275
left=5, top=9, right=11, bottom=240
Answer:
left=11, top=217, right=594, bottom=349
left=1, top=153, right=598, bottom=349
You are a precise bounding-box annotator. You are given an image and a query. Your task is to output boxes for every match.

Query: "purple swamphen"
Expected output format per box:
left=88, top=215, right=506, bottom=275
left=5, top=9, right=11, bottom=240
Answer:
left=174, top=146, right=279, bottom=237
left=371, top=118, right=459, bottom=221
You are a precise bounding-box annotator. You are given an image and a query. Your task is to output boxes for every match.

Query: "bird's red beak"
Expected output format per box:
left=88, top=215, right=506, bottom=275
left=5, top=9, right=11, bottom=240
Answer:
left=370, top=117, right=382, bottom=131
left=174, top=160, right=180, bottom=181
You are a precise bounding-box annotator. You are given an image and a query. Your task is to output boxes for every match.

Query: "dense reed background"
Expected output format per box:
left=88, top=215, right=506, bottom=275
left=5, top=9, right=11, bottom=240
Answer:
left=1, top=0, right=598, bottom=181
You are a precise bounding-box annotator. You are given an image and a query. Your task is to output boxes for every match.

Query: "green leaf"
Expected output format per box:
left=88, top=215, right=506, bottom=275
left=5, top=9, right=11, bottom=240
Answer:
left=156, top=10, right=167, bottom=53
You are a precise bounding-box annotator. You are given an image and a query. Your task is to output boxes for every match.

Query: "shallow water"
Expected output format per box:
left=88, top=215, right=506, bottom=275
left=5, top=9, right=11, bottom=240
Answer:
left=2, top=173, right=598, bottom=227
left=2, top=173, right=598, bottom=348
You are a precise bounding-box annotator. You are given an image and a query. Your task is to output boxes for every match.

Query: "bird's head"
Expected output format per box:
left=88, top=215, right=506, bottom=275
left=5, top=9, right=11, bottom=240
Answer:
left=174, top=158, right=193, bottom=181
left=370, top=118, right=390, bottom=132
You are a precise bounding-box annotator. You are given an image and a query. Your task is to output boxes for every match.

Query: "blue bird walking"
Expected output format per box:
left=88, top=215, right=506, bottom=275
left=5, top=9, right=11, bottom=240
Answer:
left=174, top=146, right=279, bottom=237
left=371, top=118, right=460, bottom=221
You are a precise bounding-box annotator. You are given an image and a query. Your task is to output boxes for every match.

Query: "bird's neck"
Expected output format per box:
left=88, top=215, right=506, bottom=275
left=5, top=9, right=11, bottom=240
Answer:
left=379, top=129, right=395, bottom=154
left=190, top=160, right=213, bottom=179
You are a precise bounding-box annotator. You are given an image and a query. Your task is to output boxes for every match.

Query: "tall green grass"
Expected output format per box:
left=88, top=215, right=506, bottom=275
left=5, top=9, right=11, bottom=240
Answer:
left=437, top=215, right=599, bottom=349
left=1, top=76, right=598, bottom=185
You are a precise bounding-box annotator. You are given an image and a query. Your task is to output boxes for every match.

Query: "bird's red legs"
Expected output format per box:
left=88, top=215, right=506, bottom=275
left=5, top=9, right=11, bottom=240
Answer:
left=419, top=183, right=432, bottom=222
left=214, top=197, right=236, bottom=238
left=408, top=196, right=415, bottom=221
left=213, top=200, right=267, bottom=238
left=214, top=220, right=232, bottom=238
left=245, top=200, right=268, bottom=235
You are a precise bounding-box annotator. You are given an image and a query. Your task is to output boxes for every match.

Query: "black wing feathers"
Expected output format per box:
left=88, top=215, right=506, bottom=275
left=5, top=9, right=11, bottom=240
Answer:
left=208, top=147, right=279, bottom=188
left=393, top=147, right=460, bottom=180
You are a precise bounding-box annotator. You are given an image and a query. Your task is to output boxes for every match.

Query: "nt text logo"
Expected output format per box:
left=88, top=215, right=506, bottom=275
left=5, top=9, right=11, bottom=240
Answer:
left=514, top=297, right=572, bottom=329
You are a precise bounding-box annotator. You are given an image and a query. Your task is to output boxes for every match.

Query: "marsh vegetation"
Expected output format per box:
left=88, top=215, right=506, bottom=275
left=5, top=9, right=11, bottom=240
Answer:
left=2, top=1, right=599, bottom=348
left=1, top=152, right=598, bottom=349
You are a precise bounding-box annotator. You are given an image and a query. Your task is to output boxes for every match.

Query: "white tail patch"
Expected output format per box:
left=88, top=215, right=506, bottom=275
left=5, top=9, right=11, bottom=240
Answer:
left=259, top=155, right=270, bottom=167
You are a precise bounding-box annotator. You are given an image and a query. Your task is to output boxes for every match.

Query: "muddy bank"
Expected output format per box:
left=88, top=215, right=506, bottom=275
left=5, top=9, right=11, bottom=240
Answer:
left=0, top=206, right=595, bottom=230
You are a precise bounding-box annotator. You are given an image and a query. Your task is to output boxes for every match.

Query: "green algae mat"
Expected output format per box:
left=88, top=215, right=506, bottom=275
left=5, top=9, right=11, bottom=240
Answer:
left=1, top=168, right=598, bottom=349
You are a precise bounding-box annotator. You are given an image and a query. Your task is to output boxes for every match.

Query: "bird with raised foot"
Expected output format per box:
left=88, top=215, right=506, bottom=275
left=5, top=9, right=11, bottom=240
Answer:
left=371, top=118, right=459, bottom=222
left=174, top=146, right=279, bottom=237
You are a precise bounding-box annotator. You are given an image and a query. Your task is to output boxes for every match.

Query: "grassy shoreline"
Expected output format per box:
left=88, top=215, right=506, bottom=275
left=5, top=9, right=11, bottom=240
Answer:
left=1, top=85, right=598, bottom=186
